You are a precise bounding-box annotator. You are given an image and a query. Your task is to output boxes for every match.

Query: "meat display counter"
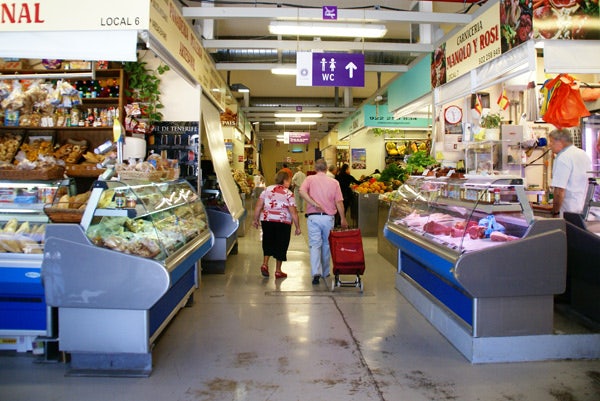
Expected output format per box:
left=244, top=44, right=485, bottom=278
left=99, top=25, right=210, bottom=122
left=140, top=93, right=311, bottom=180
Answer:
left=383, top=175, right=570, bottom=361
left=563, top=175, right=600, bottom=324
left=0, top=179, right=69, bottom=353
left=42, top=178, right=214, bottom=376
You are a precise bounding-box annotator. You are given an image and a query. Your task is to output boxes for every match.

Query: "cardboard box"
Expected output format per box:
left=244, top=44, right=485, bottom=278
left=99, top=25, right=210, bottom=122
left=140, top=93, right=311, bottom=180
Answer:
left=0, top=59, right=28, bottom=70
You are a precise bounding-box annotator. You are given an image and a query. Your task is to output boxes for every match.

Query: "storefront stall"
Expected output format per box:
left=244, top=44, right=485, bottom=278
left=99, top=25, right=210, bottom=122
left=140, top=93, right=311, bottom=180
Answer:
left=336, top=96, right=432, bottom=236
left=0, top=0, right=241, bottom=374
left=384, top=1, right=600, bottom=362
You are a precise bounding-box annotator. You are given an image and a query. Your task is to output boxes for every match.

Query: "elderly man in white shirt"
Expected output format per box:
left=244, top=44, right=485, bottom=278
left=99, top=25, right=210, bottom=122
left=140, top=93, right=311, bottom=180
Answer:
left=549, top=128, right=592, bottom=216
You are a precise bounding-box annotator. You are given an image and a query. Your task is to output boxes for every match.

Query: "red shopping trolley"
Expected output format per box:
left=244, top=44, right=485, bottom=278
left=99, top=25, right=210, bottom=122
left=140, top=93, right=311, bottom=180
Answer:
left=328, top=227, right=365, bottom=292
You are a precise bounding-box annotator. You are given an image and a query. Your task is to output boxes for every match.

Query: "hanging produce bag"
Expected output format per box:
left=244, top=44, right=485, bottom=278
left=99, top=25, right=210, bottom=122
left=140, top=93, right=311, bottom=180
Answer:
left=541, top=74, right=590, bottom=128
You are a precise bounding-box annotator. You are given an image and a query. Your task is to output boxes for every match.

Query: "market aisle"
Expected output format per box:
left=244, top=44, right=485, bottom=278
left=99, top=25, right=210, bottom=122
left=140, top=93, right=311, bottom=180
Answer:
left=1, top=216, right=599, bottom=401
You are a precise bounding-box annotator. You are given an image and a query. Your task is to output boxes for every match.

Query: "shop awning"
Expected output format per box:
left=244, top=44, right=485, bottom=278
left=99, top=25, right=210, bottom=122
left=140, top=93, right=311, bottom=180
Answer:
left=544, top=40, right=600, bottom=74
left=435, top=41, right=536, bottom=106
left=0, top=30, right=138, bottom=61
left=201, top=96, right=245, bottom=221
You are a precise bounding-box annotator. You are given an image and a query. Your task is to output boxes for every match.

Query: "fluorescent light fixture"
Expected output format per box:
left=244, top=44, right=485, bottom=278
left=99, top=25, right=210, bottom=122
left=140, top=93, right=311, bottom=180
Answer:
left=275, top=112, right=322, bottom=118
left=275, top=121, right=317, bottom=126
left=271, top=67, right=297, bottom=75
left=269, top=21, right=387, bottom=38
left=230, top=83, right=250, bottom=93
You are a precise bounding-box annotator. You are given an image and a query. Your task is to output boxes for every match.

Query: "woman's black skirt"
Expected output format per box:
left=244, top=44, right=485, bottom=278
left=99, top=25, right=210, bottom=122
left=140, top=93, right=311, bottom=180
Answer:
left=260, top=220, right=292, bottom=261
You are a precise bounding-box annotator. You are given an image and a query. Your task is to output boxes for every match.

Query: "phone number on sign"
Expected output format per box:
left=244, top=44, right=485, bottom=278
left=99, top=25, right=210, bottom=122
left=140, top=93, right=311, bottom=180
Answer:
left=478, top=47, right=501, bottom=65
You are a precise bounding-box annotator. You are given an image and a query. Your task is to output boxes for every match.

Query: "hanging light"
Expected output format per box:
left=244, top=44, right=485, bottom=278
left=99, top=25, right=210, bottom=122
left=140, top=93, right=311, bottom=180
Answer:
left=269, top=21, right=387, bottom=38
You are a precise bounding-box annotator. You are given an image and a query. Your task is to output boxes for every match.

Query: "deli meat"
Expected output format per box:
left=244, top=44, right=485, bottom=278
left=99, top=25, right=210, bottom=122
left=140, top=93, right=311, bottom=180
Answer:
left=451, top=227, right=464, bottom=238
left=468, top=225, right=486, bottom=239
left=490, top=231, right=519, bottom=242
left=424, top=221, right=451, bottom=235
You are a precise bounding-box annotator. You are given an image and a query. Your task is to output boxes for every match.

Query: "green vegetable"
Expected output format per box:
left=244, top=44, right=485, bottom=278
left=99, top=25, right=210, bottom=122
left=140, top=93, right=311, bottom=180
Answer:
left=380, top=163, right=407, bottom=183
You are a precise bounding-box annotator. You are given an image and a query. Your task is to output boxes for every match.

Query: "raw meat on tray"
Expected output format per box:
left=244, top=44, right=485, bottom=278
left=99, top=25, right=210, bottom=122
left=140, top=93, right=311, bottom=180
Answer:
left=424, top=221, right=452, bottom=235
left=490, top=231, right=519, bottom=242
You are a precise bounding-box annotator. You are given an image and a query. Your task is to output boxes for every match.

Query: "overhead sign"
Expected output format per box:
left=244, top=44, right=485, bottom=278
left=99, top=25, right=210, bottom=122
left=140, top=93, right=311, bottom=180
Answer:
left=363, top=105, right=431, bottom=128
left=431, top=3, right=502, bottom=87
left=296, top=52, right=364, bottom=87
left=284, top=132, right=310, bottom=144
left=322, top=6, right=337, bottom=20
left=0, top=0, right=149, bottom=31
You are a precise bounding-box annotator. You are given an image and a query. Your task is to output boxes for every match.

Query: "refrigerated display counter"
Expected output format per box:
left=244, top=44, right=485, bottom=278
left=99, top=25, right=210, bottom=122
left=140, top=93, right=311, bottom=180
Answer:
left=383, top=176, right=600, bottom=362
left=563, top=175, right=600, bottom=324
left=0, top=179, right=68, bottom=353
left=42, top=178, right=214, bottom=376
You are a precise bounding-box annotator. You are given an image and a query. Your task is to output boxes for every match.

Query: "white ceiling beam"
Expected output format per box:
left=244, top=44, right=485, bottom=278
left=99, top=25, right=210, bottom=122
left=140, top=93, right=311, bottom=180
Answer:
left=182, top=7, right=472, bottom=25
left=202, top=39, right=433, bottom=53
left=242, top=106, right=355, bottom=113
left=214, top=62, right=409, bottom=73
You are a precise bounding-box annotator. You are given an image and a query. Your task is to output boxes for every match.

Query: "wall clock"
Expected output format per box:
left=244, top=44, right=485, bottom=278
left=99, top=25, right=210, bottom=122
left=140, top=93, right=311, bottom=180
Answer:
left=444, top=105, right=463, bottom=125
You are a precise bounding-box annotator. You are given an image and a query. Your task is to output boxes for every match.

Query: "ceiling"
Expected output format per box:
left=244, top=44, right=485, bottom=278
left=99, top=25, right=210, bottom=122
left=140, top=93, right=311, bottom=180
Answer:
left=179, top=1, right=483, bottom=140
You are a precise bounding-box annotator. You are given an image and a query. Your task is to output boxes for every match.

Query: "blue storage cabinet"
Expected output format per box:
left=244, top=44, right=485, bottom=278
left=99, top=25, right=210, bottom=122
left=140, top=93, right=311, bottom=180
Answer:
left=201, top=208, right=240, bottom=273
left=0, top=179, right=66, bottom=352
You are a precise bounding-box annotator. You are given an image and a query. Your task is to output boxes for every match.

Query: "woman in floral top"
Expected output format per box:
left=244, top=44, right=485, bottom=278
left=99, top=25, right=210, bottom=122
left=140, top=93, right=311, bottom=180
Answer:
left=252, top=170, right=301, bottom=278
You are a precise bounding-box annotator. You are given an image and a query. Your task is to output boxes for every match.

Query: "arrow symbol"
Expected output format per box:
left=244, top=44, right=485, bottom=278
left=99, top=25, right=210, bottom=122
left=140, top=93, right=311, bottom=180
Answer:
left=345, top=62, right=357, bottom=79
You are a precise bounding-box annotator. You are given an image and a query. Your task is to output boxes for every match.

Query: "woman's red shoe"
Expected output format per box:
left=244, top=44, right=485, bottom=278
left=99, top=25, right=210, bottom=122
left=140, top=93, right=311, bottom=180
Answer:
left=260, top=264, right=269, bottom=277
left=275, top=271, right=287, bottom=279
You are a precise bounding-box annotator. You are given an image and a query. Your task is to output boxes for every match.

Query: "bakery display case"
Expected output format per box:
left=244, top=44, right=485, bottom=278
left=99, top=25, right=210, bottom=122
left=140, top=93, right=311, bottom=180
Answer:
left=0, top=178, right=69, bottom=352
left=384, top=175, right=566, bottom=338
left=42, top=178, right=214, bottom=376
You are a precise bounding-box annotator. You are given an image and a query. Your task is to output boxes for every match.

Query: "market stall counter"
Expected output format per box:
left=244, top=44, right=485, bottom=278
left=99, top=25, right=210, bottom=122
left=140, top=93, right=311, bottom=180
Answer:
left=351, top=192, right=379, bottom=237
left=42, top=178, right=214, bottom=376
left=201, top=207, right=239, bottom=274
left=562, top=176, right=600, bottom=324
left=384, top=176, right=600, bottom=363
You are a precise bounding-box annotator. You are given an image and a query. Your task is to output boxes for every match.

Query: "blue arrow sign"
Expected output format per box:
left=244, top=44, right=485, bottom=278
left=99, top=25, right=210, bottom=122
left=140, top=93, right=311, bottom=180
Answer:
left=312, top=53, right=364, bottom=87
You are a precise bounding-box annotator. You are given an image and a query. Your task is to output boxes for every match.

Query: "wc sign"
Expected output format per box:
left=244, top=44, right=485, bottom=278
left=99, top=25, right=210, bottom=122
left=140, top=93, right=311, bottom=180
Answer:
left=296, top=52, right=364, bottom=87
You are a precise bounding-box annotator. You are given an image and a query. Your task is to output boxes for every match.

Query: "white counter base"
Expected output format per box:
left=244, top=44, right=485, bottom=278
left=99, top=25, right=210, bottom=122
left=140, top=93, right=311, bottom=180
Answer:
left=396, top=273, right=600, bottom=364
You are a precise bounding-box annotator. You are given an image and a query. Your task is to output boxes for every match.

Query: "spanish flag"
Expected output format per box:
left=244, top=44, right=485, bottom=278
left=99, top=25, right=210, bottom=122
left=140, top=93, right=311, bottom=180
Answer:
left=474, top=94, right=483, bottom=115
left=497, top=89, right=510, bottom=110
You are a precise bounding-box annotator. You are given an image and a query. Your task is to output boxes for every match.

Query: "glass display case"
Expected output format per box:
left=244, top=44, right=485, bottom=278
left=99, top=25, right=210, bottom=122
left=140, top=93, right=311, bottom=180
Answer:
left=387, top=175, right=534, bottom=255
left=0, top=179, right=69, bottom=352
left=81, top=179, right=209, bottom=261
left=42, top=178, right=214, bottom=376
left=384, top=175, right=566, bottom=338
left=464, top=141, right=503, bottom=174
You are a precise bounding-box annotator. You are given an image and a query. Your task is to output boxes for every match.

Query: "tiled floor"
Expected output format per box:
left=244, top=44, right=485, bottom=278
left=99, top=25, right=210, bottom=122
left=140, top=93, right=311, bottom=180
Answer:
left=1, top=215, right=599, bottom=401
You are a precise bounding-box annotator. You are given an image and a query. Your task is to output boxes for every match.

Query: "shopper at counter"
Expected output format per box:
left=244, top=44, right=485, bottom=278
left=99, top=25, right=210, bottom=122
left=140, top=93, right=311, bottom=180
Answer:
left=326, top=164, right=337, bottom=178
left=280, top=163, right=293, bottom=181
left=549, top=128, right=592, bottom=216
left=299, top=159, right=347, bottom=285
left=253, top=170, right=301, bottom=279
left=291, top=166, right=306, bottom=212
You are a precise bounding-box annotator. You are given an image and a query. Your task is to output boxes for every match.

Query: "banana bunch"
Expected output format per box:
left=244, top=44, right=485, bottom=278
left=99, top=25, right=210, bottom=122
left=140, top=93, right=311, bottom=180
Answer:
left=385, top=142, right=398, bottom=155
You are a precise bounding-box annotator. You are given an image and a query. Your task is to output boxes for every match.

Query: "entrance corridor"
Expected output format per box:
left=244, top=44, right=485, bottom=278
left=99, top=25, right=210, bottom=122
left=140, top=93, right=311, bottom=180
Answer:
left=1, top=214, right=599, bottom=401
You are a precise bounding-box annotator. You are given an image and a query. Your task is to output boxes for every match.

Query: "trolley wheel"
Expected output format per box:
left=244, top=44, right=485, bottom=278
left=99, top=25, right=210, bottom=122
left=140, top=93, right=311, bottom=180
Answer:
left=331, top=279, right=336, bottom=292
